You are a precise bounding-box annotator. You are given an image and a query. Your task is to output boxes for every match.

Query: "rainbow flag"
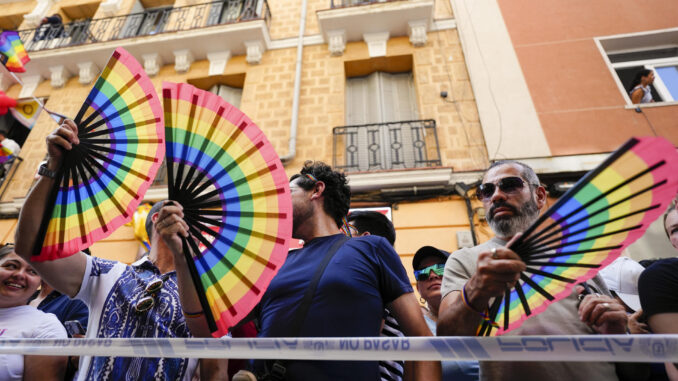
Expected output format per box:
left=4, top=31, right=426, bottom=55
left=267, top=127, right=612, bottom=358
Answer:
left=0, top=31, right=29, bottom=73
left=10, top=99, right=41, bottom=129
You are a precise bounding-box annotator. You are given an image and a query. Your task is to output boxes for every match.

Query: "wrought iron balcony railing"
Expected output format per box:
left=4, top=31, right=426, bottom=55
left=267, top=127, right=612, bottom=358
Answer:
left=333, top=119, right=441, bottom=173
left=18, top=0, right=271, bottom=52
left=330, top=0, right=400, bottom=8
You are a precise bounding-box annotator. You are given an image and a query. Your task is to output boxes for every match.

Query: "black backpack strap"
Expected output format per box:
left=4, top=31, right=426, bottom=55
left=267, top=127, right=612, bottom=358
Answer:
left=265, top=235, right=349, bottom=381
left=287, top=235, right=349, bottom=336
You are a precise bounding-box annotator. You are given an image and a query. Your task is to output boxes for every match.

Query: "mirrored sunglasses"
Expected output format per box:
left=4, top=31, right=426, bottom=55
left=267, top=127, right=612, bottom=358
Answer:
left=414, top=263, right=445, bottom=281
left=476, top=176, right=527, bottom=201
left=134, top=278, right=164, bottom=314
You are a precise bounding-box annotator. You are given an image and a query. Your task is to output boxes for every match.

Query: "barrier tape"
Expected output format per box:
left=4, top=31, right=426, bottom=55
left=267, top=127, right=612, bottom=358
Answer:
left=1, top=335, right=678, bottom=362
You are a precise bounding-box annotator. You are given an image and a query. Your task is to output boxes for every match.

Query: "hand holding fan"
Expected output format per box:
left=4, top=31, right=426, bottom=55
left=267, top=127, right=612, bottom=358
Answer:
left=32, top=47, right=164, bottom=260
left=478, top=136, right=678, bottom=336
left=162, top=82, right=292, bottom=337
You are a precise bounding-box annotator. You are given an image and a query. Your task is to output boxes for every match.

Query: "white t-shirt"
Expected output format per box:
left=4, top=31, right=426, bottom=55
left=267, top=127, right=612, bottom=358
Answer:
left=75, top=255, right=198, bottom=381
left=0, top=305, right=67, bottom=381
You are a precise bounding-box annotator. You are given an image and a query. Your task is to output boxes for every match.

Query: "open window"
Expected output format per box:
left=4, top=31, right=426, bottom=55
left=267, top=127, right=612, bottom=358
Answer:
left=598, top=29, right=678, bottom=104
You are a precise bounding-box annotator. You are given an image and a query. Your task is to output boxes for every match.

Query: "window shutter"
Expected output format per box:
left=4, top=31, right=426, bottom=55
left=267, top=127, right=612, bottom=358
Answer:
left=209, top=84, right=243, bottom=108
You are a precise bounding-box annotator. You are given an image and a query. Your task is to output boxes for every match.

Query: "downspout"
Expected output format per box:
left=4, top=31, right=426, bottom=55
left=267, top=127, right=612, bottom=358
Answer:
left=280, top=0, right=307, bottom=163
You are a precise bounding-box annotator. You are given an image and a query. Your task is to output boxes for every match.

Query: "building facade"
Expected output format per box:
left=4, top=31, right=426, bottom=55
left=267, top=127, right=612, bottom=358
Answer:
left=0, top=0, right=493, bottom=283
left=451, top=0, right=678, bottom=259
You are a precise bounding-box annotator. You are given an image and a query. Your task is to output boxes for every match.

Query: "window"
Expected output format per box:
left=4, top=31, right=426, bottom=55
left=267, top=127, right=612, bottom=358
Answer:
left=209, top=84, right=242, bottom=108
left=346, top=71, right=418, bottom=125
left=598, top=29, right=678, bottom=104
left=343, top=71, right=425, bottom=171
left=120, top=0, right=173, bottom=38
left=206, top=0, right=245, bottom=26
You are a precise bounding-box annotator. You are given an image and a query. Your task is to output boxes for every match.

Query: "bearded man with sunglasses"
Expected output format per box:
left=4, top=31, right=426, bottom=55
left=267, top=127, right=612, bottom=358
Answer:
left=437, top=161, right=627, bottom=381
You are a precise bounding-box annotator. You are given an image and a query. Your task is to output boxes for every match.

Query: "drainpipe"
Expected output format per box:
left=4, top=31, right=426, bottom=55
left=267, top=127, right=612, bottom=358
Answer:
left=280, top=0, right=307, bottom=163
left=454, top=182, right=480, bottom=246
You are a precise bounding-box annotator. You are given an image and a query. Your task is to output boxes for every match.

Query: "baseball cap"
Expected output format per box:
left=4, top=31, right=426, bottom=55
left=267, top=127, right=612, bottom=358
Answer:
left=599, top=256, right=644, bottom=312
left=412, top=246, right=450, bottom=271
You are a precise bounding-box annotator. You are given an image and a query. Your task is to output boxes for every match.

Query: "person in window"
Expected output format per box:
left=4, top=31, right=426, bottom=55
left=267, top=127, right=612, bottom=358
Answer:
left=628, top=69, right=655, bottom=104
left=34, top=14, right=65, bottom=41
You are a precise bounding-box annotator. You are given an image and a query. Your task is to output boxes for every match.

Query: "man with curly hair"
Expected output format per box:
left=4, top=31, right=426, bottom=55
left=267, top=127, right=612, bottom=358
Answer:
left=252, top=161, right=440, bottom=380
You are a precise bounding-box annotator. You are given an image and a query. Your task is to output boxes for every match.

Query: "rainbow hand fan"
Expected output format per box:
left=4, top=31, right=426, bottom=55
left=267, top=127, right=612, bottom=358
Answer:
left=0, top=145, right=13, bottom=163
left=0, top=31, right=29, bottom=73
left=32, top=47, right=164, bottom=260
left=163, top=82, right=292, bottom=337
left=478, top=136, right=678, bottom=336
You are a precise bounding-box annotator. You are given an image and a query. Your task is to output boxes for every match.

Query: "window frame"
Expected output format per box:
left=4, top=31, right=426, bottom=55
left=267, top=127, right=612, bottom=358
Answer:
left=595, top=27, right=678, bottom=107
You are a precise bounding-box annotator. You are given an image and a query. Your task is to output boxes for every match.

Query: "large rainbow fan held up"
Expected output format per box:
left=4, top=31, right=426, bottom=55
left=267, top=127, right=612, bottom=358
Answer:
left=32, top=47, right=164, bottom=260
left=163, top=82, right=292, bottom=337
left=478, top=136, right=678, bottom=336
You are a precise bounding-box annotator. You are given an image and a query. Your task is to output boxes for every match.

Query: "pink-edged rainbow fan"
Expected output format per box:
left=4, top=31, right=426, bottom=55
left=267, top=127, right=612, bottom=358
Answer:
left=32, top=47, right=164, bottom=261
left=162, top=82, right=292, bottom=337
left=478, top=136, right=678, bottom=336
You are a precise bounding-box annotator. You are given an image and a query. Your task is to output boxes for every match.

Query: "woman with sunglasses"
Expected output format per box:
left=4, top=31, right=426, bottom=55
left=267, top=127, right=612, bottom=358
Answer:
left=412, top=246, right=479, bottom=381
left=0, top=244, right=67, bottom=380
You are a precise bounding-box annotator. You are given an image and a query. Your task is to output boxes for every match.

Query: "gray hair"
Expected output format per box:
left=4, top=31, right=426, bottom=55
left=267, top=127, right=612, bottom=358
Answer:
left=484, top=160, right=540, bottom=188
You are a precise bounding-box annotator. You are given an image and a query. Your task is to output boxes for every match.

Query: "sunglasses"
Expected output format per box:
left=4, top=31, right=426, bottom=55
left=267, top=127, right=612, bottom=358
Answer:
left=414, top=263, right=445, bottom=281
left=134, top=278, right=164, bottom=314
left=476, top=176, right=530, bottom=201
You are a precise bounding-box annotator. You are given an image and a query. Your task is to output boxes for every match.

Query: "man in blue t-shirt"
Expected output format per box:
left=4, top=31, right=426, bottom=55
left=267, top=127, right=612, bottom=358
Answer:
left=254, top=161, right=440, bottom=380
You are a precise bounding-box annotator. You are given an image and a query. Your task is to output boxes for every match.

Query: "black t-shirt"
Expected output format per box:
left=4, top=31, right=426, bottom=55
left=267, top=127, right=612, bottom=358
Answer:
left=638, top=258, right=678, bottom=318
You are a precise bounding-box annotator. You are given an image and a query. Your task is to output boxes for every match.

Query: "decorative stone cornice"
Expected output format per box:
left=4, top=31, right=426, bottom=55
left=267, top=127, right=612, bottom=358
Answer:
left=18, top=75, right=42, bottom=98
left=99, top=0, right=123, bottom=17
left=245, top=41, right=263, bottom=65
left=49, top=65, right=70, bottom=88
left=142, top=53, right=162, bottom=77
left=207, top=51, right=231, bottom=76
left=173, top=49, right=193, bottom=73
left=363, top=32, right=389, bottom=58
left=408, top=20, right=428, bottom=47
left=77, top=62, right=98, bottom=84
left=327, top=30, right=346, bottom=56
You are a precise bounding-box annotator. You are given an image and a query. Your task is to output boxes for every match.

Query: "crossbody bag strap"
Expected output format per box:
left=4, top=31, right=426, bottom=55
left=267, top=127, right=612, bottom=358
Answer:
left=265, top=235, right=350, bottom=381
left=286, top=235, right=349, bottom=337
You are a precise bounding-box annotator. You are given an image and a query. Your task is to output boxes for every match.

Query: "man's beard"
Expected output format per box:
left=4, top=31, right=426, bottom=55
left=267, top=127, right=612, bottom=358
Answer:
left=292, top=202, right=313, bottom=238
left=487, top=198, right=540, bottom=238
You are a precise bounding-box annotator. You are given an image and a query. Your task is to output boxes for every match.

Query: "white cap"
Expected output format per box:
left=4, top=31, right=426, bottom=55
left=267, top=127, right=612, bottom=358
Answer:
left=599, top=257, right=644, bottom=312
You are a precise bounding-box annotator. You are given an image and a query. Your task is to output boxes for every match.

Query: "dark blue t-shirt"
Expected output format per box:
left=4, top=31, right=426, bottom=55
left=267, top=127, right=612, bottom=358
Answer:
left=257, top=234, right=413, bottom=380
left=37, top=290, right=89, bottom=329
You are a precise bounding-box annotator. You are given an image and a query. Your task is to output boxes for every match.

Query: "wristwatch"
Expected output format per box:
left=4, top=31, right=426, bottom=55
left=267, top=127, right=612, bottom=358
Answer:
left=38, top=163, right=57, bottom=179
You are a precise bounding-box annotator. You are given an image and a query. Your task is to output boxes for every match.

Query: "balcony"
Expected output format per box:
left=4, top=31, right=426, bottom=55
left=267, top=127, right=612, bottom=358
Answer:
left=18, top=0, right=270, bottom=52
left=333, top=119, right=441, bottom=173
left=6, top=0, right=272, bottom=86
left=330, top=0, right=400, bottom=8
left=317, top=0, right=434, bottom=56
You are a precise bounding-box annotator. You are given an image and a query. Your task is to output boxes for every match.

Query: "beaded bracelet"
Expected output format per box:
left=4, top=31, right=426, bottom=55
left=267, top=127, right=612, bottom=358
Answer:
left=182, top=309, right=204, bottom=319
left=461, top=283, right=499, bottom=330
